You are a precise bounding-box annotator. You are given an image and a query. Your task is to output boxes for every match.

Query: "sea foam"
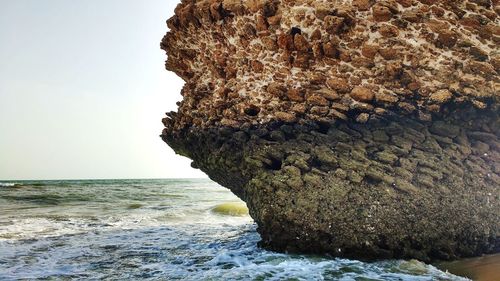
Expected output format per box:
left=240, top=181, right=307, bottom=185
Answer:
left=0, top=183, right=18, bottom=187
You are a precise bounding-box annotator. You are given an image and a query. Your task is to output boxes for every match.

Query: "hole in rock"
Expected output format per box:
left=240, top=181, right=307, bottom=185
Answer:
left=317, top=121, right=331, bottom=134
left=244, top=105, right=261, bottom=116
left=311, top=157, right=323, bottom=169
left=290, top=27, right=302, bottom=36
left=265, top=158, right=283, bottom=171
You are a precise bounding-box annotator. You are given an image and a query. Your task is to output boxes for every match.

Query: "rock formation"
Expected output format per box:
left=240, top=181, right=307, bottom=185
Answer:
left=161, top=0, right=500, bottom=261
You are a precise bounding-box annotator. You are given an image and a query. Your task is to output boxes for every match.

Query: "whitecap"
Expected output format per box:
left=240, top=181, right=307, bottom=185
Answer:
left=0, top=183, right=18, bottom=187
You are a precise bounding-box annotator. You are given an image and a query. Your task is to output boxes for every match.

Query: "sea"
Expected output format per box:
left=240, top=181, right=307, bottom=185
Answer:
left=0, top=179, right=476, bottom=280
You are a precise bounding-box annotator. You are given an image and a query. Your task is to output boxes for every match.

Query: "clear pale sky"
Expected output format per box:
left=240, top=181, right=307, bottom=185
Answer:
left=0, top=0, right=207, bottom=180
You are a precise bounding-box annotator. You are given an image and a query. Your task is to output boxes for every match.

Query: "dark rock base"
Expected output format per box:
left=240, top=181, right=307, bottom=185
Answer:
left=162, top=109, right=499, bottom=262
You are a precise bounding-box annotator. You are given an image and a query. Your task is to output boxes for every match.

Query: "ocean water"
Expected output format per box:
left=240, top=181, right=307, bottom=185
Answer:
left=0, top=179, right=469, bottom=280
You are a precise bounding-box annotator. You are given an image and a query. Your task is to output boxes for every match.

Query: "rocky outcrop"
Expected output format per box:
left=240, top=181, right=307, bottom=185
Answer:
left=161, top=0, right=500, bottom=261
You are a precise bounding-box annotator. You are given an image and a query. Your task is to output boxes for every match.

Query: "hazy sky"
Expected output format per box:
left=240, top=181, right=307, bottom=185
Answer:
left=0, top=0, right=207, bottom=180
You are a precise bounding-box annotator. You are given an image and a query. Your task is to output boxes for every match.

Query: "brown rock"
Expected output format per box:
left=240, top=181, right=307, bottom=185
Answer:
left=315, top=4, right=332, bottom=20
left=472, top=100, right=487, bottom=109
left=324, top=16, right=345, bottom=34
left=251, top=60, right=264, bottom=72
left=262, top=37, right=278, bottom=51
left=379, top=24, right=399, bottom=37
left=323, top=42, right=339, bottom=58
left=356, top=113, right=370, bottom=123
left=460, top=16, right=481, bottom=29
left=352, top=57, right=375, bottom=68
left=286, top=89, right=305, bottom=102
left=396, top=0, right=413, bottom=7
left=267, top=14, right=282, bottom=26
left=339, top=49, right=352, bottom=62
left=308, top=73, right=327, bottom=85
left=307, top=94, right=330, bottom=106
left=374, top=107, right=386, bottom=115
left=385, top=61, right=403, bottom=78
left=291, top=103, right=307, bottom=114
left=429, top=89, right=453, bottom=104
left=362, top=44, right=379, bottom=59
left=351, top=100, right=375, bottom=112
left=437, top=30, right=458, bottom=48
left=193, top=1, right=213, bottom=24
left=427, top=19, right=450, bottom=33
left=375, top=91, right=399, bottom=104
left=278, top=34, right=294, bottom=50
left=268, top=82, right=286, bottom=97
left=431, top=6, right=445, bottom=17
left=332, top=102, right=349, bottom=112
left=379, top=48, right=399, bottom=60
left=329, top=109, right=348, bottom=120
left=294, top=54, right=311, bottom=69
left=353, top=0, right=373, bottom=11
left=294, top=34, right=310, bottom=52
left=491, top=56, right=500, bottom=72
left=350, top=86, right=374, bottom=102
left=311, top=29, right=322, bottom=41
left=373, top=4, right=393, bottom=22
left=466, top=61, right=496, bottom=77
left=312, top=42, right=324, bottom=59
left=275, top=111, right=296, bottom=122
left=220, top=118, right=239, bottom=127
left=326, top=77, right=351, bottom=93
left=408, top=82, right=421, bottom=91
left=256, top=15, right=268, bottom=32
left=336, top=5, right=356, bottom=24
left=316, top=88, right=340, bottom=101
left=247, top=0, right=265, bottom=13
left=310, top=106, right=329, bottom=116
left=241, top=23, right=256, bottom=38
left=399, top=102, right=416, bottom=112
left=402, top=10, right=422, bottom=23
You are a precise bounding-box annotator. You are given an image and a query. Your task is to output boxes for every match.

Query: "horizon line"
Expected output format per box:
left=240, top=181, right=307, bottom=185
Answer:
left=0, top=177, right=210, bottom=182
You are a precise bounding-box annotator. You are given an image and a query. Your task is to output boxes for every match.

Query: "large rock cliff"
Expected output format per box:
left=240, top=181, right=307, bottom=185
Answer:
left=161, top=0, right=500, bottom=261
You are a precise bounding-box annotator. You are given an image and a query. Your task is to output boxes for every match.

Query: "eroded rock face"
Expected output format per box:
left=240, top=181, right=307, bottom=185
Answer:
left=161, top=0, right=500, bottom=261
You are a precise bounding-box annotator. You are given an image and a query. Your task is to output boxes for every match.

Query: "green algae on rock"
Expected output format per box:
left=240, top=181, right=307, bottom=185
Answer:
left=212, top=202, right=250, bottom=216
left=160, top=0, right=500, bottom=261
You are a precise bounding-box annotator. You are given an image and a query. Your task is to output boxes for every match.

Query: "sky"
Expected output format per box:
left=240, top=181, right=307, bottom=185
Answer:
left=0, top=0, right=207, bottom=180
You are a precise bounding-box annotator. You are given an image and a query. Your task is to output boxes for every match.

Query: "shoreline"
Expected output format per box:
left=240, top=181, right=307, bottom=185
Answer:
left=437, top=253, right=500, bottom=281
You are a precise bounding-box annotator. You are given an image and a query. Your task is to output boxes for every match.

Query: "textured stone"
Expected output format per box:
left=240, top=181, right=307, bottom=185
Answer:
left=430, top=89, right=453, bottom=104
left=326, top=77, right=351, bottom=93
left=350, top=87, right=374, bottom=102
left=275, top=112, right=296, bottom=123
left=161, top=0, right=500, bottom=262
left=372, top=4, right=393, bottom=22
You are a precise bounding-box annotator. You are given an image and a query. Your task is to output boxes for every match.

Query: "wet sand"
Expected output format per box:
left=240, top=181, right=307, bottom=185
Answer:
left=437, top=254, right=500, bottom=281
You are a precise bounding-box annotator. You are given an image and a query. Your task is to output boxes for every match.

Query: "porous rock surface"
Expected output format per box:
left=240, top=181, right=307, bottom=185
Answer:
left=161, top=0, right=500, bottom=261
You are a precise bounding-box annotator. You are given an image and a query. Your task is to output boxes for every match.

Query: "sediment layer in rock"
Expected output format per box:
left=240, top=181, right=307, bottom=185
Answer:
left=160, top=0, right=500, bottom=261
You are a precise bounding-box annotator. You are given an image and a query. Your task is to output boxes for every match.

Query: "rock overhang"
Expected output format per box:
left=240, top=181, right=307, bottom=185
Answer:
left=160, top=0, right=500, bottom=261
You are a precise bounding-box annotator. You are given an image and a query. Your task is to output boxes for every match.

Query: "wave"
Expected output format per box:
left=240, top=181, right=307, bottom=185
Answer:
left=0, top=182, right=50, bottom=188
left=28, top=183, right=47, bottom=187
left=0, top=183, right=22, bottom=188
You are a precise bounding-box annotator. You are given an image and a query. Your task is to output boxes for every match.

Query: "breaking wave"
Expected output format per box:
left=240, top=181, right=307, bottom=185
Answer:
left=0, top=179, right=472, bottom=280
